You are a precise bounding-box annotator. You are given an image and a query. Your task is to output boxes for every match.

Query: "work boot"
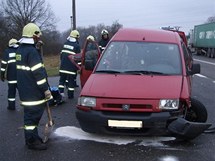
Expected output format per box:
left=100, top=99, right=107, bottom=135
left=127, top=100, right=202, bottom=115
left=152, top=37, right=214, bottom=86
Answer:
left=68, top=94, right=74, bottom=99
left=75, top=84, right=79, bottom=88
left=8, top=102, right=16, bottom=110
left=60, top=93, right=65, bottom=98
left=27, top=140, right=47, bottom=150
left=7, top=106, right=15, bottom=111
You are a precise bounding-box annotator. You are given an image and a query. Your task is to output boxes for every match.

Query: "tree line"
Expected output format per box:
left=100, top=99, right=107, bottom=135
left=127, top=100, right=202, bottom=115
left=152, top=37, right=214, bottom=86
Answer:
left=0, top=0, right=122, bottom=57
left=1, top=0, right=214, bottom=57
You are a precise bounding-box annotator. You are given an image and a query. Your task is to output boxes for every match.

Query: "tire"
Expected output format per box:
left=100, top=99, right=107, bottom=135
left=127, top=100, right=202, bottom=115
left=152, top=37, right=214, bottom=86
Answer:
left=211, top=48, right=215, bottom=58
left=185, top=98, right=207, bottom=122
left=206, top=48, right=211, bottom=58
left=196, top=50, right=201, bottom=55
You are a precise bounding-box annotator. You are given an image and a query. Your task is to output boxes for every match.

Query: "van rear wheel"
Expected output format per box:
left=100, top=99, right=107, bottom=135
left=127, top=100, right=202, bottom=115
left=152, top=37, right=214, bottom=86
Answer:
left=185, top=98, right=207, bottom=123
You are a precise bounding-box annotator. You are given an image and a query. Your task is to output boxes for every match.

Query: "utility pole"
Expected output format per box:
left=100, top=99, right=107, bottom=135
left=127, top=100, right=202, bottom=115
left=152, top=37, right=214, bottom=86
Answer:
left=70, top=16, right=73, bottom=29
left=72, top=0, right=76, bottom=30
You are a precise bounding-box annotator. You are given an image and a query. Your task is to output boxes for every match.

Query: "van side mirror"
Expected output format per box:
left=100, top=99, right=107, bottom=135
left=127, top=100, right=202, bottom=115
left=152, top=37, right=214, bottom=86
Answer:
left=190, top=63, right=200, bottom=75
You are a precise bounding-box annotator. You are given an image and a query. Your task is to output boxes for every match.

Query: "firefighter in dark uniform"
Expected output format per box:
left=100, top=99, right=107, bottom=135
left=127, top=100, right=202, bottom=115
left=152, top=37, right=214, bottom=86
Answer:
left=58, top=30, right=81, bottom=99
left=86, top=35, right=97, bottom=51
left=1, top=38, right=19, bottom=110
left=16, top=23, right=52, bottom=150
left=98, top=29, right=110, bottom=52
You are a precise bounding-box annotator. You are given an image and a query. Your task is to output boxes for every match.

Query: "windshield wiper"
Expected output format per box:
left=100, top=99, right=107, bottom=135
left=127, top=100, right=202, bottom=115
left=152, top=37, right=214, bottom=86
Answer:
left=95, top=70, right=121, bottom=74
left=123, top=70, right=166, bottom=75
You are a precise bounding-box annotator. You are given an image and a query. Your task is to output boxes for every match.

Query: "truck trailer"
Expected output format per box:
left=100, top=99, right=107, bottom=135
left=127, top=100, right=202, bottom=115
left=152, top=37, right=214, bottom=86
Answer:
left=189, top=22, right=215, bottom=58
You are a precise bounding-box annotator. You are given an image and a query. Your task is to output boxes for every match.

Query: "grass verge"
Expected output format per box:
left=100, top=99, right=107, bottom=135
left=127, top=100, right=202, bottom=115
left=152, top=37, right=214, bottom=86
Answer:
left=43, top=55, right=60, bottom=77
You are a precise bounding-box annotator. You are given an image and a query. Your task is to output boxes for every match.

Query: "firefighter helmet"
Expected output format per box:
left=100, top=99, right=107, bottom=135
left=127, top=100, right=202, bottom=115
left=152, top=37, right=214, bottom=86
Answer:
left=70, top=30, right=80, bottom=38
left=8, top=38, right=18, bottom=46
left=101, top=29, right=109, bottom=36
left=22, top=23, right=41, bottom=38
left=87, top=35, right=95, bottom=41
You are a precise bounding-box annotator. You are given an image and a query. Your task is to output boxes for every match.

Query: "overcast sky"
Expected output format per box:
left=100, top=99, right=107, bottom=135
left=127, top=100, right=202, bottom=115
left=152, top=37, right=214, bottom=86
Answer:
left=50, top=0, right=215, bottom=34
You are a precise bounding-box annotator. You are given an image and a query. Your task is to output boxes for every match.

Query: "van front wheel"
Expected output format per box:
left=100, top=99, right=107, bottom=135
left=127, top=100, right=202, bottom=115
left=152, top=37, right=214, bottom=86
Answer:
left=185, top=98, right=207, bottom=123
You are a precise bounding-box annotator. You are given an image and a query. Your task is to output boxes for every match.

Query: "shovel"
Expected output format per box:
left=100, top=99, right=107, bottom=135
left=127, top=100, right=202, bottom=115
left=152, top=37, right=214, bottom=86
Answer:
left=43, top=102, right=55, bottom=143
left=40, top=44, right=55, bottom=143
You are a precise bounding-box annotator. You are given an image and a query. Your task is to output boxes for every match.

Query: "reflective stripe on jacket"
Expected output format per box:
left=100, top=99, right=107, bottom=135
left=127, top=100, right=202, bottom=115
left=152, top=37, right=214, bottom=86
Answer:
left=16, top=43, right=49, bottom=106
left=0, top=46, right=18, bottom=81
left=59, top=39, right=81, bottom=74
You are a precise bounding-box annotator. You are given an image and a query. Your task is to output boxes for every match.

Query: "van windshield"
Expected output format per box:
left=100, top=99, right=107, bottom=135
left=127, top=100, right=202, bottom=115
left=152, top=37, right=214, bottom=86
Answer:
left=96, top=41, right=182, bottom=75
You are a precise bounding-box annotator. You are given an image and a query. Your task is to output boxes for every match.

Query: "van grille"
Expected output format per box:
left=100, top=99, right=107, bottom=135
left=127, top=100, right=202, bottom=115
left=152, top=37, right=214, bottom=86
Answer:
left=102, top=104, right=152, bottom=110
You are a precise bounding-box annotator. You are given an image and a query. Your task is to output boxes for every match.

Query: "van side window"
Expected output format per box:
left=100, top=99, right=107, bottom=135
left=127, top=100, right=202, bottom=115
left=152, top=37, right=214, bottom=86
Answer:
left=182, top=43, right=192, bottom=70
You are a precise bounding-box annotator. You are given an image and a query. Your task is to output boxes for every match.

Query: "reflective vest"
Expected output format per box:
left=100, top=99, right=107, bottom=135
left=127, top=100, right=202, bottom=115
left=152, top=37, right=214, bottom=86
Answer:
left=59, top=38, right=81, bottom=75
left=16, top=43, right=49, bottom=106
left=1, top=46, right=18, bottom=83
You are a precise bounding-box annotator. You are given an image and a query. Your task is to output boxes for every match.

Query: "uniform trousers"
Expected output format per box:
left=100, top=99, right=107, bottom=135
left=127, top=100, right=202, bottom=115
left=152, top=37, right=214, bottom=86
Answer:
left=24, top=103, right=46, bottom=143
left=7, top=83, right=17, bottom=108
left=59, top=72, right=76, bottom=98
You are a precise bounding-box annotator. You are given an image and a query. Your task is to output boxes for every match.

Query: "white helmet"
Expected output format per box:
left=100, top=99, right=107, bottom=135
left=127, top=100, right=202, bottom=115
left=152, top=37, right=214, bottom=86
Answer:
left=87, top=35, right=95, bottom=41
left=8, top=38, right=18, bottom=46
left=101, top=29, right=109, bottom=36
left=70, top=30, right=80, bottom=38
left=22, top=23, right=41, bottom=38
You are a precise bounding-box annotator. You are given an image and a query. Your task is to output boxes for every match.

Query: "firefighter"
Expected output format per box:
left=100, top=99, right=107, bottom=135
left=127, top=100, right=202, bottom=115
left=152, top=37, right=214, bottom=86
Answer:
left=87, top=35, right=95, bottom=41
left=85, top=35, right=99, bottom=68
left=86, top=35, right=97, bottom=51
left=98, top=29, right=110, bottom=52
left=16, top=23, right=52, bottom=150
left=58, top=30, right=81, bottom=99
left=1, top=39, right=19, bottom=110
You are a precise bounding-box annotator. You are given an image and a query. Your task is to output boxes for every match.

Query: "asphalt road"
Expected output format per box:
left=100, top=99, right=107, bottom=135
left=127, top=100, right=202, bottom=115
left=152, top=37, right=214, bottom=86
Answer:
left=0, top=54, right=215, bottom=161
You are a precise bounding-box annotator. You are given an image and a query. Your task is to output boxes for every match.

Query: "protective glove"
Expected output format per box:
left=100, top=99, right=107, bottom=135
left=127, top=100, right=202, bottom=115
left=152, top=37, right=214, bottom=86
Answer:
left=1, top=73, right=5, bottom=82
left=44, top=89, right=52, bottom=100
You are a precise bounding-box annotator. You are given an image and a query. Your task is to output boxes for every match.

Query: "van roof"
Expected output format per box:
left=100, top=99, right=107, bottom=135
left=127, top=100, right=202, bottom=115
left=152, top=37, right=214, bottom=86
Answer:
left=112, top=28, right=181, bottom=44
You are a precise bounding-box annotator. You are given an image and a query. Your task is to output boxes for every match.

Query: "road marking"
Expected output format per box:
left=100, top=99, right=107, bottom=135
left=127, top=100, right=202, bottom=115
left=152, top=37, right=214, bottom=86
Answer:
left=195, top=74, right=215, bottom=84
left=194, top=59, right=215, bottom=66
left=194, top=58, right=215, bottom=83
left=195, top=74, right=208, bottom=78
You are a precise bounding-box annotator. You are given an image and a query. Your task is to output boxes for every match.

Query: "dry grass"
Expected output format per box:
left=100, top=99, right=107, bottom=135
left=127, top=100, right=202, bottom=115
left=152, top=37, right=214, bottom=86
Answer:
left=43, top=55, right=60, bottom=76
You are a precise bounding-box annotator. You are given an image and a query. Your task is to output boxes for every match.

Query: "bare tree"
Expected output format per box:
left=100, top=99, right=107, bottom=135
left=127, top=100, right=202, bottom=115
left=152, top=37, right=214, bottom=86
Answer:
left=1, top=0, right=57, bottom=38
left=42, top=30, right=62, bottom=55
left=206, top=16, right=215, bottom=23
left=0, top=11, right=11, bottom=54
left=74, top=21, right=123, bottom=47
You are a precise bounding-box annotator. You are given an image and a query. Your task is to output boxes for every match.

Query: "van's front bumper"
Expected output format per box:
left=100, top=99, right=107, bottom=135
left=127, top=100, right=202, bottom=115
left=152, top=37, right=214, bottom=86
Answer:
left=75, top=108, right=176, bottom=135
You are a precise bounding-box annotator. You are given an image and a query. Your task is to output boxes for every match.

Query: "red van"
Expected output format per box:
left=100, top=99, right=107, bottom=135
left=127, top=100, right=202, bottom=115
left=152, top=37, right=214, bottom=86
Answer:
left=76, top=28, right=210, bottom=139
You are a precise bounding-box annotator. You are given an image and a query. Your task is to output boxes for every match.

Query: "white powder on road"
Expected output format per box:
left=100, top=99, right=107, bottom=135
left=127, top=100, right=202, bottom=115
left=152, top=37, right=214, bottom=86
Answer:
left=159, top=156, right=179, bottom=161
left=54, top=126, right=176, bottom=146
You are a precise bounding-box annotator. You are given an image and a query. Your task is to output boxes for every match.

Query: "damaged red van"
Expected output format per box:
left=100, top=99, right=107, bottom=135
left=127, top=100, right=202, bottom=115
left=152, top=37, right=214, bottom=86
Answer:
left=76, top=28, right=210, bottom=140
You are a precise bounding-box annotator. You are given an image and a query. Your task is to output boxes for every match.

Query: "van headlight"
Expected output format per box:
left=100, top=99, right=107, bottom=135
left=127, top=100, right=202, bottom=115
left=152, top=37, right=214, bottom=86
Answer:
left=78, top=97, right=96, bottom=107
left=159, top=99, right=179, bottom=110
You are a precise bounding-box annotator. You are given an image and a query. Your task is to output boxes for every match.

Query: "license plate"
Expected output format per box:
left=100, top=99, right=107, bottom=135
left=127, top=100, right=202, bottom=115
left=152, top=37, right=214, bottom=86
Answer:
left=108, top=120, right=142, bottom=128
